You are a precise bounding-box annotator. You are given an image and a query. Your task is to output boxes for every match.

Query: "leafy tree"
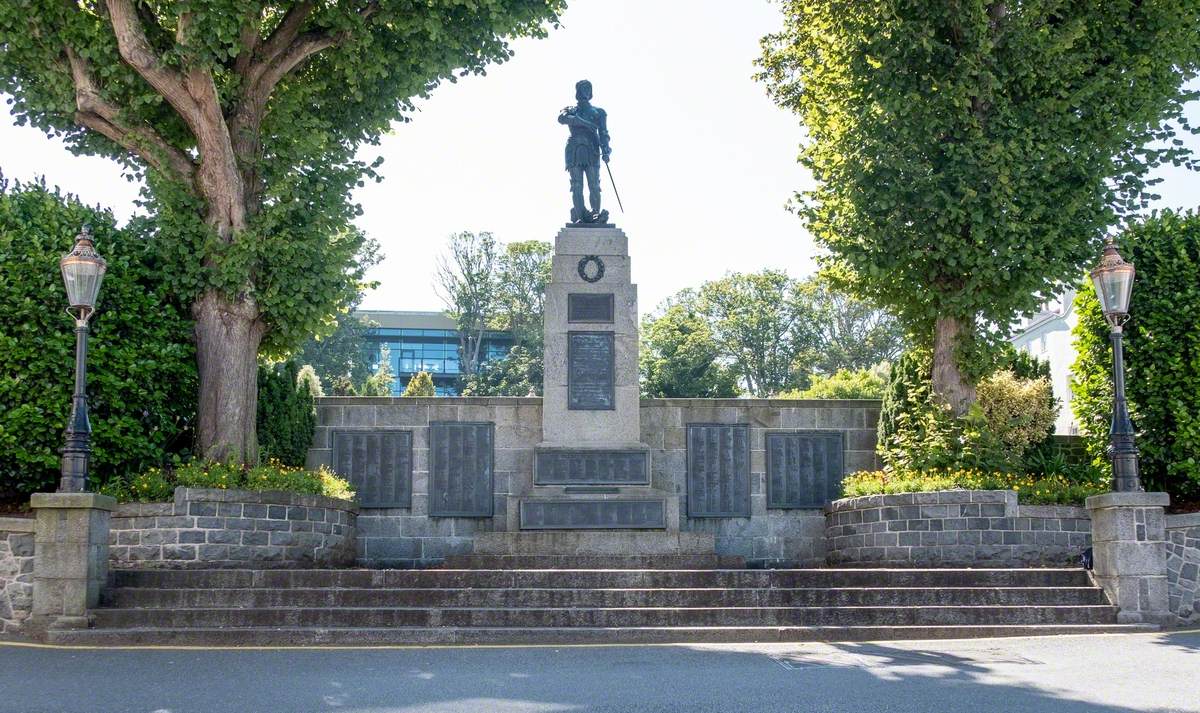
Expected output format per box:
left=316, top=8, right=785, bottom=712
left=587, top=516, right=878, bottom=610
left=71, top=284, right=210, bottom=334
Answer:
left=698, top=271, right=813, bottom=396
left=402, top=371, right=436, bottom=397
left=256, top=360, right=315, bottom=467
left=759, top=0, right=1200, bottom=415
left=296, top=364, right=323, bottom=398
left=358, top=345, right=395, bottom=397
left=495, top=240, right=552, bottom=351
left=803, top=279, right=904, bottom=375
left=461, top=345, right=543, bottom=397
left=437, top=231, right=500, bottom=379
left=0, top=0, right=564, bottom=463
left=0, top=179, right=196, bottom=497
left=293, top=305, right=377, bottom=391
left=1071, top=211, right=1200, bottom=500
left=779, top=366, right=888, bottom=400
left=640, top=296, right=740, bottom=398
left=444, top=236, right=550, bottom=395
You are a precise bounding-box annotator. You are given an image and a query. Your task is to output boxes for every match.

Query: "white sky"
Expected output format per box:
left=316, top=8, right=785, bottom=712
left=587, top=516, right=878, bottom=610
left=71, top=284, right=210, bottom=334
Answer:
left=2, top=0, right=1197, bottom=315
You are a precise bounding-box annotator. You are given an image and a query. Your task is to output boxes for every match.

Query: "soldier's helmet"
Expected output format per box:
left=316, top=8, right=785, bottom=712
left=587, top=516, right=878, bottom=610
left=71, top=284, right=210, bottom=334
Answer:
left=575, top=79, right=593, bottom=102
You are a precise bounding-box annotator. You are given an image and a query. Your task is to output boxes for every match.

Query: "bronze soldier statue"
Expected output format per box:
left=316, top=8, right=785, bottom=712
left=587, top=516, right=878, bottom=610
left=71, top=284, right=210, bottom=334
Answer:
left=559, top=79, right=611, bottom=225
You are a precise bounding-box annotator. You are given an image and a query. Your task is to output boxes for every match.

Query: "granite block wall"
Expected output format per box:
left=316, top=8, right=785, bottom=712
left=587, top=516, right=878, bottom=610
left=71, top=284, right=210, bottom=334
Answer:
left=109, top=488, right=356, bottom=568
left=642, top=399, right=879, bottom=567
left=309, top=398, right=539, bottom=567
left=310, top=396, right=880, bottom=567
left=1166, top=513, right=1200, bottom=625
left=826, top=491, right=1092, bottom=567
left=0, top=518, right=34, bottom=634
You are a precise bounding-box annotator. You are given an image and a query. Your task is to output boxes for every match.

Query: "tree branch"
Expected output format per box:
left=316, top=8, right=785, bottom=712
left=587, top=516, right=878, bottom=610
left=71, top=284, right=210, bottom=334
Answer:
left=104, top=0, right=204, bottom=128
left=257, top=2, right=315, bottom=68
left=65, top=46, right=195, bottom=183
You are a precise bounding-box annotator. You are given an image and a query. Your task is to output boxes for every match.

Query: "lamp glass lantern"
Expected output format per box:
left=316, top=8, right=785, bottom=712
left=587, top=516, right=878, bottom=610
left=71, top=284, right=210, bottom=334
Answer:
left=60, top=225, right=107, bottom=321
left=57, top=225, right=106, bottom=493
left=1090, top=241, right=1135, bottom=327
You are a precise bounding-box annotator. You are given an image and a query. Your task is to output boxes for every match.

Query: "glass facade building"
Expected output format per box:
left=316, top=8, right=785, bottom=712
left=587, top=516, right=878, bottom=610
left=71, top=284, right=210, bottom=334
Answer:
left=357, top=310, right=513, bottom=396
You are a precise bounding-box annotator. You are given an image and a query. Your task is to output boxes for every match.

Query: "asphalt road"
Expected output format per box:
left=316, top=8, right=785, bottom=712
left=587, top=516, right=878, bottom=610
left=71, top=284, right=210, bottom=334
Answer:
left=1, top=631, right=1197, bottom=713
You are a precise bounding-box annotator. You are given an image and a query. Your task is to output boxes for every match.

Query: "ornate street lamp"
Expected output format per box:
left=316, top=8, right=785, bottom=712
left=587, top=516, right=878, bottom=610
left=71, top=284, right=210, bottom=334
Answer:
left=58, top=225, right=106, bottom=492
left=1090, top=240, right=1139, bottom=492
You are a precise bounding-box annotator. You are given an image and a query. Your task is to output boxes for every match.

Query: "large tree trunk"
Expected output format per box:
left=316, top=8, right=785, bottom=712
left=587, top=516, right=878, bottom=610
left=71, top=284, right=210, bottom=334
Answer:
left=932, top=316, right=976, bottom=416
left=193, top=289, right=265, bottom=463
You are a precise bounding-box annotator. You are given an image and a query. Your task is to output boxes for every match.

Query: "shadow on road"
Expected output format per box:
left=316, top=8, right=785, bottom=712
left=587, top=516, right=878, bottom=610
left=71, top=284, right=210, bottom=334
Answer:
left=0, top=637, right=1193, bottom=713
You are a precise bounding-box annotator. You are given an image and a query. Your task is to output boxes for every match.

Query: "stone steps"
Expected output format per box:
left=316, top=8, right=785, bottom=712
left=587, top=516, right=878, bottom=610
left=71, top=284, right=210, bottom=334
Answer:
left=103, top=585, right=1108, bottom=609
left=49, top=623, right=1155, bottom=647
left=110, top=567, right=1096, bottom=590
left=90, top=604, right=1120, bottom=629
left=70, top=566, right=1131, bottom=646
left=438, top=554, right=745, bottom=569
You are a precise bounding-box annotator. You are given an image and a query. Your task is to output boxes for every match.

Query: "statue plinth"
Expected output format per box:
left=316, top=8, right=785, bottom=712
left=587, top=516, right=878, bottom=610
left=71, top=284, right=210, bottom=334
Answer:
left=522, top=225, right=678, bottom=533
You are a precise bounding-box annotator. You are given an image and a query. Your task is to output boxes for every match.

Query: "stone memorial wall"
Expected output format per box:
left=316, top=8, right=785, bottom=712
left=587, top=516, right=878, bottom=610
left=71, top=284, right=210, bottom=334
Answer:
left=308, top=396, right=879, bottom=567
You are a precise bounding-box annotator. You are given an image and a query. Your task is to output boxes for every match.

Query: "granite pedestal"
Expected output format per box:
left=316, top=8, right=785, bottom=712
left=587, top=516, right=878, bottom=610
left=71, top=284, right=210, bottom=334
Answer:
left=1086, top=491, right=1172, bottom=624
left=30, top=492, right=114, bottom=630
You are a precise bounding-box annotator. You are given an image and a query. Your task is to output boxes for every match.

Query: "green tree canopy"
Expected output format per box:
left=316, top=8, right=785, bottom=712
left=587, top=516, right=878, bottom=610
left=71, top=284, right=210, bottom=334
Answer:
left=1071, top=211, right=1200, bottom=500
left=759, top=0, right=1200, bottom=414
left=0, top=178, right=196, bottom=496
left=645, top=271, right=902, bottom=397
left=640, top=294, right=741, bottom=399
left=0, top=0, right=563, bottom=463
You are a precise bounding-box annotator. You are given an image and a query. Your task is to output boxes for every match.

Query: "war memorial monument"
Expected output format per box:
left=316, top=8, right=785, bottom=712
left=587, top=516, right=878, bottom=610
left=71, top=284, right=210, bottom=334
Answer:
left=10, top=81, right=1191, bottom=646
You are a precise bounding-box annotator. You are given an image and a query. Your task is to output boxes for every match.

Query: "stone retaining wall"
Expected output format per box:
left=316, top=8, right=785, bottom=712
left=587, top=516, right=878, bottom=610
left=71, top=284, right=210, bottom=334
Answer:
left=109, top=488, right=357, bottom=569
left=826, top=491, right=1091, bottom=567
left=310, top=397, right=880, bottom=568
left=1166, top=513, right=1200, bottom=625
left=0, top=517, right=34, bottom=634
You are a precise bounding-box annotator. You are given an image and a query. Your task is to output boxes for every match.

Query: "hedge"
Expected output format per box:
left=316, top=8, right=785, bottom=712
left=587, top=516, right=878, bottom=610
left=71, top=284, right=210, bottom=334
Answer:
left=1071, top=210, right=1200, bottom=500
left=0, top=179, right=196, bottom=497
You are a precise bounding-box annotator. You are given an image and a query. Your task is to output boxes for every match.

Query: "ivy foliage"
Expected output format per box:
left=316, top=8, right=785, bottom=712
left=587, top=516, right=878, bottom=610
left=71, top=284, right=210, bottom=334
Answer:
left=0, top=178, right=196, bottom=497
left=758, top=0, right=1200, bottom=365
left=1071, top=211, right=1200, bottom=500
left=256, top=361, right=315, bottom=467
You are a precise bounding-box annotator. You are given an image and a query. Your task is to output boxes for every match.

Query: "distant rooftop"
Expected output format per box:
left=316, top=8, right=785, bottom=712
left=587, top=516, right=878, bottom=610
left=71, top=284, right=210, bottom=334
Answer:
left=355, top=309, right=456, bottom=331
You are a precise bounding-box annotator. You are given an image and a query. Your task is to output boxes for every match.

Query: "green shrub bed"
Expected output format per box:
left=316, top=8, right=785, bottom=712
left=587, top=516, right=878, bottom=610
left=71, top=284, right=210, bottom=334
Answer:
left=100, top=459, right=354, bottom=503
left=841, top=468, right=1108, bottom=506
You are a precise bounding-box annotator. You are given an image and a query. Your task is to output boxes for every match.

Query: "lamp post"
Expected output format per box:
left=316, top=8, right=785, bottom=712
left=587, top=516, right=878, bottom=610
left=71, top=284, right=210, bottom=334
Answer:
left=58, top=225, right=107, bottom=493
left=1089, top=240, right=1139, bottom=493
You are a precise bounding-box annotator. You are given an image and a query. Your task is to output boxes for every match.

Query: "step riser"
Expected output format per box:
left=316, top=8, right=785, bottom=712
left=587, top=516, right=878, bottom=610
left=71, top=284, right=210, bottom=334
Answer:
left=439, top=556, right=747, bottom=569
left=103, top=588, right=1108, bottom=609
left=50, top=624, right=1153, bottom=647
left=92, top=606, right=1117, bottom=629
left=111, top=569, right=1095, bottom=590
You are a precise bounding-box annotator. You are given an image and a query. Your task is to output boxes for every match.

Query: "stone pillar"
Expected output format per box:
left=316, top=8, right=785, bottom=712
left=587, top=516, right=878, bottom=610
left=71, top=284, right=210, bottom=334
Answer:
left=30, top=492, right=115, bottom=630
left=543, top=226, right=640, bottom=446
left=1086, top=491, right=1171, bottom=624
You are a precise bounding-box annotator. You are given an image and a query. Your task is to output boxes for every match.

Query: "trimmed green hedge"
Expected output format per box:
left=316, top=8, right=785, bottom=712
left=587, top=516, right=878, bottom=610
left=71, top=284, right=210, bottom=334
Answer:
left=0, top=179, right=196, bottom=497
left=1071, top=210, right=1200, bottom=500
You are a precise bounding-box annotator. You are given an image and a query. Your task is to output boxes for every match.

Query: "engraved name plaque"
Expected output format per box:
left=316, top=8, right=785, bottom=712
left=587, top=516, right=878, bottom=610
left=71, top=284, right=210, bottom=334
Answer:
left=567, top=331, right=615, bottom=410
left=520, top=499, right=666, bottom=530
left=535, top=449, right=649, bottom=485
left=568, top=293, right=615, bottom=323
